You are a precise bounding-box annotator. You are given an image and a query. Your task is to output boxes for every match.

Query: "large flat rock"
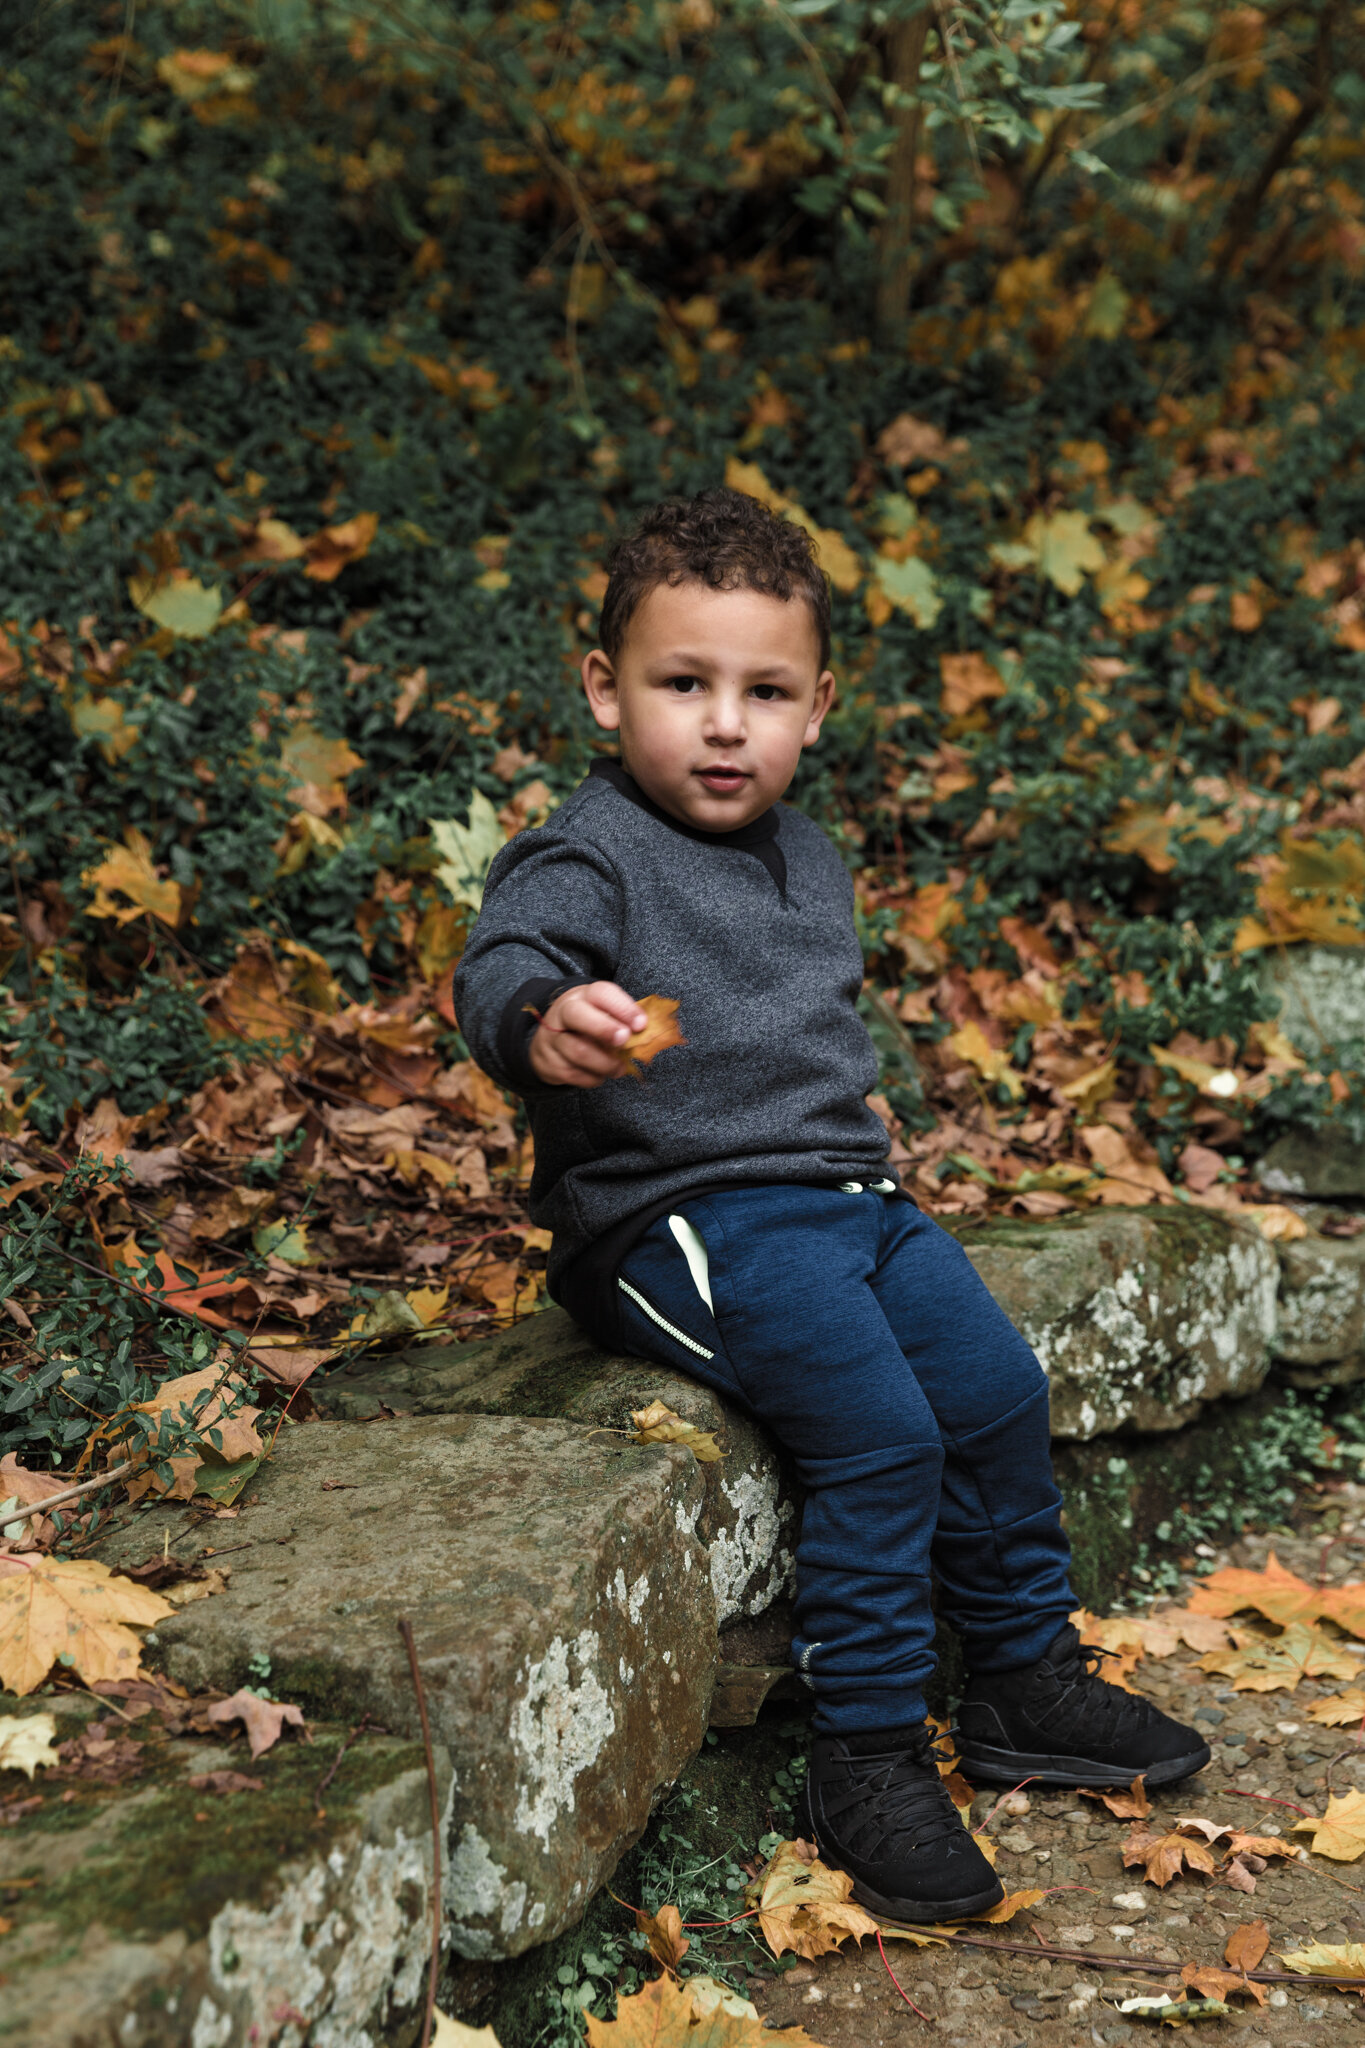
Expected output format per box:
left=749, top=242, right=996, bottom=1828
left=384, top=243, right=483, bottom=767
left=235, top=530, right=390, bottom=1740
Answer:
left=952, top=1208, right=1280, bottom=1437
left=314, top=1310, right=798, bottom=1626
left=95, top=1411, right=715, bottom=1962
left=1256, top=944, right=1365, bottom=1194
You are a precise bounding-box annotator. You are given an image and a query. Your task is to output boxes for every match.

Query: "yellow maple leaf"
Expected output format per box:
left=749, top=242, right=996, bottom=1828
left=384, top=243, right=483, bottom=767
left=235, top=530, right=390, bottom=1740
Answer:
left=584, top=1970, right=822, bottom=2045
left=1189, top=1552, right=1331, bottom=1630
left=1022, top=509, right=1106, bottom=596
left=629, top=1400, right=723, bottom=1464
left=277, top=724, right=365, bottom=817
left=1279, top=1939, right=1365, bottom=1978
left=748, top=1839, right=880, bottom=1961
left=1307, top=1688, right=1365, bottom=1727
left=1199, top=1620, right=1358, bottom=1693
left=1293, top=1789, right=1365, bottom=1862
left=947, top=1020, right=1024, bottom=1099
left=724, top=458, right=861, bottom=593
left=81, top=830, right=182, bottom=928
left=0, top=1555, right=172, bottom=1695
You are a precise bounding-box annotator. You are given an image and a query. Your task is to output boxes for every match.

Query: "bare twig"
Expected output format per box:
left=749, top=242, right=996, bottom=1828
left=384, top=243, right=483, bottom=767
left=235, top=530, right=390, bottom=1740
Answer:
left=1, top=1458, right=136, bottom=1527
left=316, top=1713, right=378, bottom=1813
left=399, top=1617, right=442, bottom=2048
left=932, top=1927, right=1365, bottom=1989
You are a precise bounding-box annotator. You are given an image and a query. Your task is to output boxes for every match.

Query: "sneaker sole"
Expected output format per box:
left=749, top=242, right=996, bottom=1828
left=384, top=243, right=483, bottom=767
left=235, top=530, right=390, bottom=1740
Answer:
left=846, top=1871, right=1007, bottom=1925
left=954, top=1738, right=1212, bottom=1789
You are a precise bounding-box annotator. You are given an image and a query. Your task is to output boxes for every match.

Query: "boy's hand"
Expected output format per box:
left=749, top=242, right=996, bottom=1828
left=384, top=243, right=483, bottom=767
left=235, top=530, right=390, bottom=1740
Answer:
left=529, top=982, right=648, bottom=1088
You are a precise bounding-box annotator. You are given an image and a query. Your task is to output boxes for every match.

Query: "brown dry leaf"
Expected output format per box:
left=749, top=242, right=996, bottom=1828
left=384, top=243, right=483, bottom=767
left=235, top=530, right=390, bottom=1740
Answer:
left=190, top=1186, right=277, bottom=1241
left=1080, top=1774, right=1151, bottom=1819
left=187, top=1769, right=265, bottom=1794
left=277, top=724, right=365, bottom=817
left=1137, top=1607, right=1243, bottom=1657
left=584, top=1970, right=822, bottom=2045
left=629, top=1401, right=723, bottom=1464
left=1181, top=1963, right=1266, bottom=2007
left=1293, top=1789, right=1365, bottom=1862
left=206, top=1688, right=308, bottom=1760
left=0, top=1555, right=172, bottom=1695
left=749, top=1839, right=881, bottom=1960
left=1199, top=1620, right=1358, bottom=1692
left=1076, top=1124, right=1174, bottom=1205
left=939, top=652, right=1005, bottom=719
left=618, top=996, right=686, bottom=1077
left=1278, top=1939, right=1365, bottom=1981
left=1225, top=1920, right=1271, bottom=1973
left=1122, top=1822, right=1219, bottom=1887
left=634, top=1902, right=689, bottom=1972
left=303, top=510, right=379, bottom=582
left=1073, top=1610, right=1145, bottom=1687
left=1307, top=1688, right=1365, bottom=1726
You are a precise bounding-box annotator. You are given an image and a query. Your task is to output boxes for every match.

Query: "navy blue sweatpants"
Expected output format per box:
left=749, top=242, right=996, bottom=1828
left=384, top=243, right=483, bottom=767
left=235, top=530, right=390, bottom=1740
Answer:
left=615, top=1183, right=1076, bottom=1733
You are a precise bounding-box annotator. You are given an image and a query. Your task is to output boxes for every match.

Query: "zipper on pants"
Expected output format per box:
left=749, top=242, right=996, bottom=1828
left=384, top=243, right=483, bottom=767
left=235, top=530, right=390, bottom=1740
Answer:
left=617, top=1277, right=715, bottom=1361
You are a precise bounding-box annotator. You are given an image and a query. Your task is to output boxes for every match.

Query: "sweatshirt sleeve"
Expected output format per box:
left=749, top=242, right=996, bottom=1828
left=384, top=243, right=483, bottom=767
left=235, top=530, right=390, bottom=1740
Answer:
left=450, top=826, right=624, bottom=1095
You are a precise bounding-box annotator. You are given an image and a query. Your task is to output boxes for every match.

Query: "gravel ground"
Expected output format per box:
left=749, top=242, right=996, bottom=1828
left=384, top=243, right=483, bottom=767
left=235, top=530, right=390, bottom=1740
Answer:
left=749, top=1501, right=1365, bottom=2046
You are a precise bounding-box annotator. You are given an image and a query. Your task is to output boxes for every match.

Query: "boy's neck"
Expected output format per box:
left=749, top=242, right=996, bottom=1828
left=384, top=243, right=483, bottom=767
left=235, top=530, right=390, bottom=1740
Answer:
left=589, top=758, right=779, bottom=845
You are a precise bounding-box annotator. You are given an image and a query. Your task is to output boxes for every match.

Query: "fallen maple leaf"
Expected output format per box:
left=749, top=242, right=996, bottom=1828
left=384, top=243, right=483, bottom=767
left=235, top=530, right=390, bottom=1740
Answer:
left=1199, top=1620, right=1358, bottom=1692
left=206, top=1689, right=309, bottom=1759
left=1293, top=1788, right=1365, bottom=1862
left=187, top=1769, right=265, bottom=1794
left=629, top=1401, right=723, bottom=1464
left=1073, top=1610, right=1145, bottom=1687
left=0, top=1710, right=60, bottom=1777
left=618, top=996, right=686, bottom=1078
left=1190, top=1552, right=1365, bottom=1637
left=0, top=1556, right=171, bottom=1695
left=303, top=510, right=379, bottom=583
left=635, top=1902, right=689, bottom=1972
left=1279, top=1939, right=1365, bottom=1980
left=1135, top=1607, right=1243, bottom=1657
left=584, top=1971, right=822, bottom=2045
left=948, top=1019, right=1024, bottom=1099
left=1081, top=1774, right=1151, bottom=1819
left=1225, top=1919, right=1270, bottom=1973
left=1122, top=1822, right=1219, bottom=1887
left=432, top=2014, right=504, bottom=2048
left=970, top=1887, right=1047, bottom=1924
left=1308, top=1688, right=1365, bottom=1726
left=81, top=830, right=182, bottom=928
left=748, top=1839, right=880, bottom=1960
left=1181, top=1963, right=1266, bottom=2007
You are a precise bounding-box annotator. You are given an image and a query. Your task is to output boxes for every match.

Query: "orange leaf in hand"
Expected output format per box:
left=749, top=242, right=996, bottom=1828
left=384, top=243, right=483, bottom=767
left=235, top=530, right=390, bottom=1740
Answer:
left=616, top=996, right=686, bottom=1078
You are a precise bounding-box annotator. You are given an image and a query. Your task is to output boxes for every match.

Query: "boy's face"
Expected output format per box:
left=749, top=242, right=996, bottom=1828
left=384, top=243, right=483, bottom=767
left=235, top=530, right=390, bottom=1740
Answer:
left=580, top=580, right=835, bottom=832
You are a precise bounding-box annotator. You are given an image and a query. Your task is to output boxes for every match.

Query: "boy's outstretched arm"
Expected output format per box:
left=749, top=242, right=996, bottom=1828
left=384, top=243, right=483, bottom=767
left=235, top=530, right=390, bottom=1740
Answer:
left=528, top=983, right=647, bottom=1089
left=452, top=829, right=636, bottom=1095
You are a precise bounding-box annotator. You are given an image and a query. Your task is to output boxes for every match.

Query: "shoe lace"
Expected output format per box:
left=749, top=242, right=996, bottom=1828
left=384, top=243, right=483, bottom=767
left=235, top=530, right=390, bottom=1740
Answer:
left=1027, top=1638, right=1162, bottom=1748
left=822, top=1729, right=969, bottom=1862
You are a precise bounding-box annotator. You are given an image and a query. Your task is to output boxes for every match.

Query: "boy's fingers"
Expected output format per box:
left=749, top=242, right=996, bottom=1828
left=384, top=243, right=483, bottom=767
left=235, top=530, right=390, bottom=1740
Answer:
left=583, top=983, right=649, bottom=1033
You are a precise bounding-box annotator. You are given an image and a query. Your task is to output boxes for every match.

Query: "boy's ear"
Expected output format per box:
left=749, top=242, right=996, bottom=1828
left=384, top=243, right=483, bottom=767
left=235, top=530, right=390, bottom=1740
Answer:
left=581, top=648, right=621, bottom=731
left=802, top=669, right=836, bottom=748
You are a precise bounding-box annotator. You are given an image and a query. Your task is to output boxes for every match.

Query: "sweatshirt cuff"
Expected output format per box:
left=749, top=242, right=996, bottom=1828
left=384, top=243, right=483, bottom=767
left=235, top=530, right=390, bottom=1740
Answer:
left=496, top=975, right=593, bottom=1093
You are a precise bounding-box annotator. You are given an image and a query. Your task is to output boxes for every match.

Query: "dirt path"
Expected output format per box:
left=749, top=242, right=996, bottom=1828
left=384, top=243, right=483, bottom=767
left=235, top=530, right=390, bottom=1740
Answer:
left=750, top=1504, right=1365, bottom=2045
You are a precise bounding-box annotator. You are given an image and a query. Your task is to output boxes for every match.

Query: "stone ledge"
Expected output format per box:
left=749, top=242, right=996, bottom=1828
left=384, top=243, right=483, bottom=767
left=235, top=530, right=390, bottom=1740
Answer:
left=95, top=1411, right=716, bottom=1963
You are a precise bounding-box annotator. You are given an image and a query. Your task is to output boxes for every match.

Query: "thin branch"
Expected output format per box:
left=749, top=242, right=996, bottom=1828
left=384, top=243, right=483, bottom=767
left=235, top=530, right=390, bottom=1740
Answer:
left=0, top=1458, right=136, bottom=1526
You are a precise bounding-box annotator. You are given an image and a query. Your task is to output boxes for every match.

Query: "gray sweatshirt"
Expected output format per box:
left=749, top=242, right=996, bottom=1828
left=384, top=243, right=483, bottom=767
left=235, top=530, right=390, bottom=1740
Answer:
left=452, top=761, right=896, bottom=1340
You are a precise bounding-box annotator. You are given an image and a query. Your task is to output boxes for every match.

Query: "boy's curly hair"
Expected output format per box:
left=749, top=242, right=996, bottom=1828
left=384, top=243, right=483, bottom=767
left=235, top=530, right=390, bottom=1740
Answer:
left=598, top=487, right=831, bottom=668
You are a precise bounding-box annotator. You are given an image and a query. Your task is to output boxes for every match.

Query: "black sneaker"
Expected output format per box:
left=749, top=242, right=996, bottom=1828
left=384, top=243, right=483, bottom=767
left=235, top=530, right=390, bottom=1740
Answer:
left=955, top=1621, right=1212, bottom=1789
left=799, top=1722, right=1005, bottom=1923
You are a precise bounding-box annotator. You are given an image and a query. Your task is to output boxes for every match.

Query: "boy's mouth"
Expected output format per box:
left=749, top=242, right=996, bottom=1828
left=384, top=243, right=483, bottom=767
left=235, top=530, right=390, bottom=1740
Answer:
left=695, top=766, right=749, bottom=794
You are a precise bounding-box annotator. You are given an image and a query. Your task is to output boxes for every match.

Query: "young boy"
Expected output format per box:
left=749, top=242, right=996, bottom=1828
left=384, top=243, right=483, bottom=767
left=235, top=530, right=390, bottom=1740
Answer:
left=452, top=488, right=1209, bottom=1923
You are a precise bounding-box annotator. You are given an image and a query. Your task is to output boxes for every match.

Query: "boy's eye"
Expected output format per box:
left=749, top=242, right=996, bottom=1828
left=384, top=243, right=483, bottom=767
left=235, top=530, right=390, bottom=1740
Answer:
left=665, top=674, right=702, bottom=693
left=751, top=683, right=787, bottom=701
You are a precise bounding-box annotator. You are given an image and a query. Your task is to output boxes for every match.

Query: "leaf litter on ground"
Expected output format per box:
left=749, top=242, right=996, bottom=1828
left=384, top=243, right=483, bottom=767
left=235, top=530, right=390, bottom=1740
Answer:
left=0, top=1554, right=172, bottom=1695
